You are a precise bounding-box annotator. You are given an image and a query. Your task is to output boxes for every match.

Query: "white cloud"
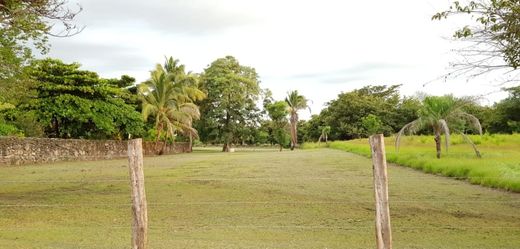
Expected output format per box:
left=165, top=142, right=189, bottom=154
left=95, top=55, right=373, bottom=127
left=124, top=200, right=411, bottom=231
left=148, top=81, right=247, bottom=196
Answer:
left=48, top=0, right=514, bottom=120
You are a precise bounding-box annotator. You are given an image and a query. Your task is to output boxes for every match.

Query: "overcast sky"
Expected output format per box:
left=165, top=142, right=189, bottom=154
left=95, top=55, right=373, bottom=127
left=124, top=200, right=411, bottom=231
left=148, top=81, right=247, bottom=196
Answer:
left=47, top=0, right=513, bottom=119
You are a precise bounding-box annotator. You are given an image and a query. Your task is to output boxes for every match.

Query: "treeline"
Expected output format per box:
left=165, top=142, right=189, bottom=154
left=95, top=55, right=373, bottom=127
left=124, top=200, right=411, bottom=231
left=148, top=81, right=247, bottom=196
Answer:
left=1, top=57, right=519, bottom=150
left=298, top=85, right=520, bottom=143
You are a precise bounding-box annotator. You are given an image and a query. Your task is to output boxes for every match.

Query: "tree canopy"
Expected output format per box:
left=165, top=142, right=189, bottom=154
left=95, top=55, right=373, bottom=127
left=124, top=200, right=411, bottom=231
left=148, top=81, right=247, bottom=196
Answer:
left=433, top=0, right=520, bottom=81
left=25, top=58, right=144, bottom=139
left=196, top=56, right=261, bottom=151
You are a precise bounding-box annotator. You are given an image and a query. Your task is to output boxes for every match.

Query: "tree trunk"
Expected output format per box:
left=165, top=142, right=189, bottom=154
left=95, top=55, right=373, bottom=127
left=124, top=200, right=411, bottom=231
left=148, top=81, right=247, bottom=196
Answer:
left=279, top=144, right=283, bottom=152
left=222, top=143, right=230, bottom=152
left=188, top=133, right=193, bottom=153
left=155, top=125, right=162, bottom=155
left=325, top=134, right=328, bottom=143
left=161, top=137, right=168, bottom=155
left=289, top=113, right=298, bottom=150
left=434, top=130, right=442, bottom=159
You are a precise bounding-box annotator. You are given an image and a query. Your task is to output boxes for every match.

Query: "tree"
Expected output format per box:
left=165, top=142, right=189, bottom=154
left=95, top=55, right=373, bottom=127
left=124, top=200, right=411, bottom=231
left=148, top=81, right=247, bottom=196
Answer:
left=196, top=56, right=261, bottom=152
left=488, top=86, right=520, bottom=133
left=396, top=95, right=483, bottom=159
left=265, top=101, right=289, bottom=151
left=1, top=0, right=82, bottom=99
left=285, top=90, right=309, bottom=150
left=26, top=58, right=144, bottom=139
left=320, top=85, right=404, bottom=140
left=317, top=125, right=331, bottom=144
left=139, top=58, right=204, bottom=153
left=162, top=57, right=205, bottom=152
left=433, top=0, right=520, bottom=81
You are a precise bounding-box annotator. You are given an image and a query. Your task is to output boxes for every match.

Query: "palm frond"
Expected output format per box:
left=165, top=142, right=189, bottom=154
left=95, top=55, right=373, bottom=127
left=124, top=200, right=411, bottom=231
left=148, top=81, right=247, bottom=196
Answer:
left=460, top=113, right=483, bottom=135
left=395, top=118, right=423, bottom=152
left=458, top=131, right=482, bottom=158
left=439, top=119, right=450, bottom=153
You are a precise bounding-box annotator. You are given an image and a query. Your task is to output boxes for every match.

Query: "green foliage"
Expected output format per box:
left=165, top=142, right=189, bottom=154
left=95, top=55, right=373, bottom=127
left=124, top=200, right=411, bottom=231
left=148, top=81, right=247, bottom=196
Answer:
left=396, top=95, right=483, bottom=158
left=488, top=86, right=520, bottom=133
left=360, top=114, right=383, bottom=135
left=433, top=0, right=520, bottom=74
left=196, top=56, right=261, bottom=149
left=26, top=58, right=144, bottom=139
left=320, top=85, right=410, bottom=140
left=0, top=122, right=22, bottom=136
left=0, top=0, right=81, bottom=80
left=139, top=57, right=204, bottom=151
left=265, top=100, right=290, bottom=150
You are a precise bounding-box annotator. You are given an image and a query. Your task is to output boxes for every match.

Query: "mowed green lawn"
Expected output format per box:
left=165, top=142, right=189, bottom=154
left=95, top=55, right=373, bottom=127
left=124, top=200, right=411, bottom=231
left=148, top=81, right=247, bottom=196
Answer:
left=310, top=134, right=520, bottom=192
left=0, top=148, right=519, bottom=248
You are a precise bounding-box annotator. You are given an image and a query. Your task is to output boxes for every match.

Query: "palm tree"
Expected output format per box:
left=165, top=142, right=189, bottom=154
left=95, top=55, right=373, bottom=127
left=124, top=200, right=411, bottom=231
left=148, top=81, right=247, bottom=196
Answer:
left=162, top=57, right=206, bottom=152
left=139, top=66, right=177, bottom=153
left=139, top=58, right=205, bottom=154
left=285, top=90, right=310, bottom=150
left=396, top=95, right=482, bottom=159
left=318, top=125, right=331, bottom=144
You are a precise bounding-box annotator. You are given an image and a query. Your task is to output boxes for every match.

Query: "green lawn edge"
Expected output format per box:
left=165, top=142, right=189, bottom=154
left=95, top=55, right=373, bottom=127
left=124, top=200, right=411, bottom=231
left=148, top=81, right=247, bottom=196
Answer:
left=303, top=134, right=520, bottom=192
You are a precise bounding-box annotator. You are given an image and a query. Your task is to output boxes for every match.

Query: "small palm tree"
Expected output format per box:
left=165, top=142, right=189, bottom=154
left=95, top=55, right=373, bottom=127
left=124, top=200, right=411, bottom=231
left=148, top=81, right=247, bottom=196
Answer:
left=318, top=125, right=331, bottom=144
left=285, top=90, right=310, bottom=150
left=396, top=95, right=482, bottom=158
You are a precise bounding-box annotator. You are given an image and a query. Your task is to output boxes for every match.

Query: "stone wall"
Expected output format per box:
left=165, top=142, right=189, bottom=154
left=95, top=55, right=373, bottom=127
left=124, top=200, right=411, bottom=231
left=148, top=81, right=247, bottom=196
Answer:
left=0, top=137, right=189, bottom=165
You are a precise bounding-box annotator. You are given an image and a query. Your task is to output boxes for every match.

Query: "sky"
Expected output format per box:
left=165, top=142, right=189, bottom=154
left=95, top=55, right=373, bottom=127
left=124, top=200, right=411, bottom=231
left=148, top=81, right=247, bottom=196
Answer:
left=46, top=0, right=514, bottom=120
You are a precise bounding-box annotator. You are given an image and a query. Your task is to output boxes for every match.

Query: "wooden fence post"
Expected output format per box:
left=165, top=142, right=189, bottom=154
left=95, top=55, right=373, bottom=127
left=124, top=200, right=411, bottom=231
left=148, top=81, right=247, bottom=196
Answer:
left=369, top=134, right=392, bottom=249
left=128, top=139, right=148, bottom=249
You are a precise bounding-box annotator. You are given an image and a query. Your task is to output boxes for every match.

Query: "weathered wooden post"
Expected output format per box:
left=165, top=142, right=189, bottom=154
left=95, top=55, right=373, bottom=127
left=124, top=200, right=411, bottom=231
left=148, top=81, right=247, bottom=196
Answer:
left=128, top=139, right=148, bottom=249
left=369, top=134, right=392, bottom=249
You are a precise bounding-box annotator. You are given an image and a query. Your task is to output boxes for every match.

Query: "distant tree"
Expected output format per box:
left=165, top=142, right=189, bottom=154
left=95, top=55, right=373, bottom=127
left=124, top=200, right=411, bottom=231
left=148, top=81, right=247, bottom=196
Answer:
left=317, top=125, right=331, bottom=144
left=488, top=86, right=520, bottom=133
left=321, top=85, right=402, bottom=140
left=433, top=0, right=520, bottom=82
left=196, top=56, right=261, bottom=152
left=265, top=101, right=290, bottom=151
left=396, top=95, right=483, bottom=159
left=300, top=114, right=325, bottom=142
left=285, top=90, right=310, bottom=150
left=26, top=58, right=144, bottom=139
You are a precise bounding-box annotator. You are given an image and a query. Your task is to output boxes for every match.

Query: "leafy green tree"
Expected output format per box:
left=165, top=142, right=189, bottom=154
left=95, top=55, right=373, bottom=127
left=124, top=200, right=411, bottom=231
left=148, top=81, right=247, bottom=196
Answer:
left=285, top=90, right=310, bottom=150
left=196, top=56, right=261, bottom=152
left=26, top=58, right=144, bottom=139
left=396, top=95, right=483, bottom=159
left=488, top=86, right=520, bottom=133
left=321, top=85, right=403, bottom=140
left=361, top=114, right=383, bottom=136
left=1, top=0, right=82, bottom=103
left=433, top=0, right=520, bottom=78
left=266, top=101, right=290, bottom=151
left=300, top=115, right=325, bottom=142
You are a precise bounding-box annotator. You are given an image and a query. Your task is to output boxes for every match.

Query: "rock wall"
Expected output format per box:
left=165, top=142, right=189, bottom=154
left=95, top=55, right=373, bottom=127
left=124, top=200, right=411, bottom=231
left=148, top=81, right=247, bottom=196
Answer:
left=0, top=137, right=189, bottom=165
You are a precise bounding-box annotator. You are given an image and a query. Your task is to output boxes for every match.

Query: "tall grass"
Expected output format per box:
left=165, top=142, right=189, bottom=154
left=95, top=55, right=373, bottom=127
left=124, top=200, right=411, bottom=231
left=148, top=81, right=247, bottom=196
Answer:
left=304, top=134, right=520, bottom=192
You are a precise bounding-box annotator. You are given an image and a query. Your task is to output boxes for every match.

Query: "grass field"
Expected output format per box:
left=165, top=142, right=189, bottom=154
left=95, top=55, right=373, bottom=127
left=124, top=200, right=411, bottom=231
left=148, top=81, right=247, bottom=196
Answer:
left=0, top=148, right=519, bottom=248
left=304, top=134, right=520, bottom=192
